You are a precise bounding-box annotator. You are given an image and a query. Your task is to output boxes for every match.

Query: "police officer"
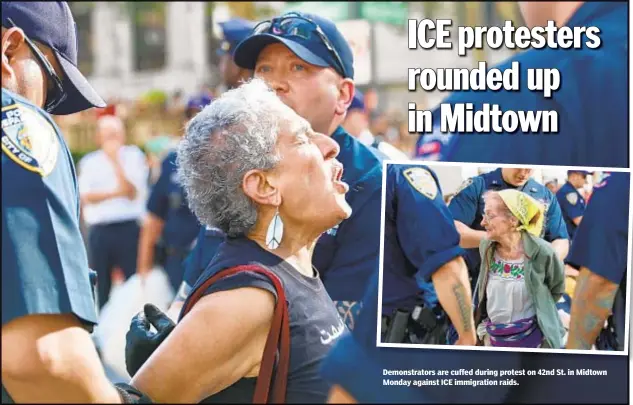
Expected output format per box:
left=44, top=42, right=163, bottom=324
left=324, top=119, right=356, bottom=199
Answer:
left=449, top=167, right=569, bottom=288
left=565, top=172, right=629, bottom=351
left=556, top=170, right=590, bottom=240
left=415, top=1, right=627, bottom=168
left=1, top=2, right=143, bottom=403
left=217, top=18, right=255, bottom=90
left=381, top=163, right=475, bottom=345
left=136, top=96, right=210, bottom=292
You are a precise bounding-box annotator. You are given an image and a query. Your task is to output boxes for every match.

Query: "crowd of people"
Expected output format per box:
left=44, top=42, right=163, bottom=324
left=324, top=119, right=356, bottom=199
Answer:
left=2, top=1, right=628, bottom=404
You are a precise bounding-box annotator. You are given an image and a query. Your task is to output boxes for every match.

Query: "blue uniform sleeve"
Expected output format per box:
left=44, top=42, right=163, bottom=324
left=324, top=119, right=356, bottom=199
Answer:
left=543, top=193, right=569, bottom=241
left=566, top=173, right=629, bottom=285
left=182, top=227, right=225, bottom=288
left=559, top=191, right=585, bottom=222
left=394, top=166, right=464, bottom=282
left=146, top=155, right=173, bottom=220
left=448, top=177, right=481, bottom=226
left=1, top=96, right=97, bottom=327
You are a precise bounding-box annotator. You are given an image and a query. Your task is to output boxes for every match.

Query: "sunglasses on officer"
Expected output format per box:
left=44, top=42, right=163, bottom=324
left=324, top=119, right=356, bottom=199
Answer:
left=4, top=18, right=67, bottom=113
left=252, top=13, right=348, bottom=78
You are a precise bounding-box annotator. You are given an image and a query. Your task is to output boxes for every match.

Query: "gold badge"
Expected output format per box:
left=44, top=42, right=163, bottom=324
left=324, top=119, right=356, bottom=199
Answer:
left=566, top=192, right=578, bottom=205
left=1, top=103, right=59, bottom=176
left=403, top=167, right=438, bottom=199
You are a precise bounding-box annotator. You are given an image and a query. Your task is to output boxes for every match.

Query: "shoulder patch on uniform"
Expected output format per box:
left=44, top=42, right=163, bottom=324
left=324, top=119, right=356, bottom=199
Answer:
left=403, top=167, right=438, bottom=199
left=455, top=178, right=473, bottom=195
left=1, top=103, right=58, bottom=176
left=566, top=192, right=578, bottom=205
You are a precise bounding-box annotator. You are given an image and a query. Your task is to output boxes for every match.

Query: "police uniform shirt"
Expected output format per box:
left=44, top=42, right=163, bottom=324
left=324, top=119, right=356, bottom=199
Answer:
left=78, top=145, right=149, bottom=226
left=565, top=172, right=630, bottom=346
left=180, top=226, right=226, bottom=293
left=382, top=164, right=464, bottom=315
left=449, top=168, right=568, bottom=279
left=146, top=151, right=200, bottom=250
left=555, top=181, right=586, bottom=240
left=415, top=2, right=627, bottom=168
left=2, top=88, right=98, bottom=328
left=313, top=126, right=384, bottom=303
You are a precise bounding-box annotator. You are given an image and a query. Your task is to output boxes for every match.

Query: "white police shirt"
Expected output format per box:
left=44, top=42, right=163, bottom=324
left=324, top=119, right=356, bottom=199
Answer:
left=78, top=145, right=149, bottom=226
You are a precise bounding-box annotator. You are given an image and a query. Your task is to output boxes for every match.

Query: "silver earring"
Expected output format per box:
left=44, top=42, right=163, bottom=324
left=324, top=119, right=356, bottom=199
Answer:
left=266, top=208, right=284, bottom=250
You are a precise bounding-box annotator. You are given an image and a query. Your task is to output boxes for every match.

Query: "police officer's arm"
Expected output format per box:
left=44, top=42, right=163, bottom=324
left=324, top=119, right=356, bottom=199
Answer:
left=572, top=216, right=582, bottom=226
left=131, top=287, right=275, bottom=402
left=395, top=168, right=476, bottom=344
left=2, top=314, right=122, bottom=403
left=566, top=268, right=619, bottom=350
left=137, top=159, right=171, bottom=276
left=448, top=179, right=486, bottom=249
left=565, top=177, right=627, bottom=350
left=544, top=195, right=570, bottom=260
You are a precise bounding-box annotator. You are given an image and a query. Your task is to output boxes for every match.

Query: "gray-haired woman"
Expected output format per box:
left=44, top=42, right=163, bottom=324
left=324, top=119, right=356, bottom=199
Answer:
left=127, top=78, right=352, bottom=403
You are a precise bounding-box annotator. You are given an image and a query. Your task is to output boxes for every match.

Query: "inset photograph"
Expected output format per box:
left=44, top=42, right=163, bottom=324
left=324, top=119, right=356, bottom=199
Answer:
left=377, top=162, right=630, bottom=355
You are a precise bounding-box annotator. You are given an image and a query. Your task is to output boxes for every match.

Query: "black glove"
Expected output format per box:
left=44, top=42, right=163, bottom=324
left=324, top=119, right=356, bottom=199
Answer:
left=125, top=303, right=176, bottom=377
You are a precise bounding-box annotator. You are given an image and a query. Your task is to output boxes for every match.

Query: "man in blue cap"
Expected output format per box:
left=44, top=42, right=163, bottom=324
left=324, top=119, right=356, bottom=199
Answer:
left=135, top=95, right=211, bottom=293
left=449, top=167, right=569, bottom=289
left=565, top=172, right=629, bottom=351
left=217, top=18, right=255, bottom=90
left=556, top=170, right=590, bottom=240
left=415, top=2, right=627, bottom=168
left=1, top=2, right=147, bottom=403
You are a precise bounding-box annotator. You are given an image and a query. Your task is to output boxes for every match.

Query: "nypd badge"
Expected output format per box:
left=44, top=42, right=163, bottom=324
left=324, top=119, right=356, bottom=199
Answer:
left=455, top=178, right=473, bottom=196
left=566, top=192, right=578, bottom=205
left=1, top=103, right=59, bottom=176
left=403, top=167, right=438, bottom=199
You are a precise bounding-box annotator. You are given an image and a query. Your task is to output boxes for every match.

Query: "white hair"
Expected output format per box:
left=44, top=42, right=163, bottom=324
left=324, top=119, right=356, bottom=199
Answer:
left=176, top=78, right=299, bottom=237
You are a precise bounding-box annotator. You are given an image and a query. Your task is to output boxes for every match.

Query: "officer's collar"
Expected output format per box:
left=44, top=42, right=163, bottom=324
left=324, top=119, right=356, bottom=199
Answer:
left=331, top=125, right=348, bottom=140
left=566, top=1, right=622, bottom=28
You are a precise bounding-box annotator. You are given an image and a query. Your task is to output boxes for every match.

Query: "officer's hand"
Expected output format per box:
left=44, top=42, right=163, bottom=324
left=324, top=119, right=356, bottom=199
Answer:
left=125, top=303, right=176, bottom=377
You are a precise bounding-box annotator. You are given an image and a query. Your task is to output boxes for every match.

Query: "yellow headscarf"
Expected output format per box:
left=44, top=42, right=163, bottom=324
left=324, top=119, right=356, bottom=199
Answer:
left=497, top=189, right=545, bottom=237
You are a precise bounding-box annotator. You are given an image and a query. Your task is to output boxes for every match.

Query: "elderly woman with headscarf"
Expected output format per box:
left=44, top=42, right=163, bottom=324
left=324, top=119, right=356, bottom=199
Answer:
left=123, top=78, right=352, bottom=403
left=474, top=189, right=566, bottom=349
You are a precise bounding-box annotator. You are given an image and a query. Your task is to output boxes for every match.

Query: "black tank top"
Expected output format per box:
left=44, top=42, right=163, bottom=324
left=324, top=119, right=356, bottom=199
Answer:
left=184, top=236, right=347, bottom=403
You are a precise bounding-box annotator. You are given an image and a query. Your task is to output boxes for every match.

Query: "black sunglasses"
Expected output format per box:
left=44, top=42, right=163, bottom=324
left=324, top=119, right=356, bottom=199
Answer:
left=5, top=18, right=67, bottom=113
left=252, top=13, right=347, bottom=78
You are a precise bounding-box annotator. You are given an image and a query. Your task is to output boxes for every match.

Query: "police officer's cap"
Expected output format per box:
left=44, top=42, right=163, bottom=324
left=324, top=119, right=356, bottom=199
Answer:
left=185, top=94, right=213, bottom=119
left=349, top=91, right=365, bottom=112
left=217, top=18, right=256, bottom=57
left=567, top=170, right=593, bottom=177
left=1, top=2, right=106, bottom=115
left=234, top=12, right=354, bottom=79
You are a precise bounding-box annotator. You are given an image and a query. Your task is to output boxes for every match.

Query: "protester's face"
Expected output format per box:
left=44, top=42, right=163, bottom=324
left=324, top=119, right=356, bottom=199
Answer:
left=342, top=110, right=368, bottom=137
left=270, top=110, right=351, bottom=233
left=1, top=27, right=62, bottom=109
left=481, top=196, right=516, bottom=241
left=502, top=168, right=533, bottom=187
left=254, top=43, right=345, bottom=135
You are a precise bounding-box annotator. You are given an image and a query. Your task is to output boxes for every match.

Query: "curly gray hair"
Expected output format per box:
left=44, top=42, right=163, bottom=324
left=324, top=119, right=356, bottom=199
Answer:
left=176, top=78, right=296, bottom=237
